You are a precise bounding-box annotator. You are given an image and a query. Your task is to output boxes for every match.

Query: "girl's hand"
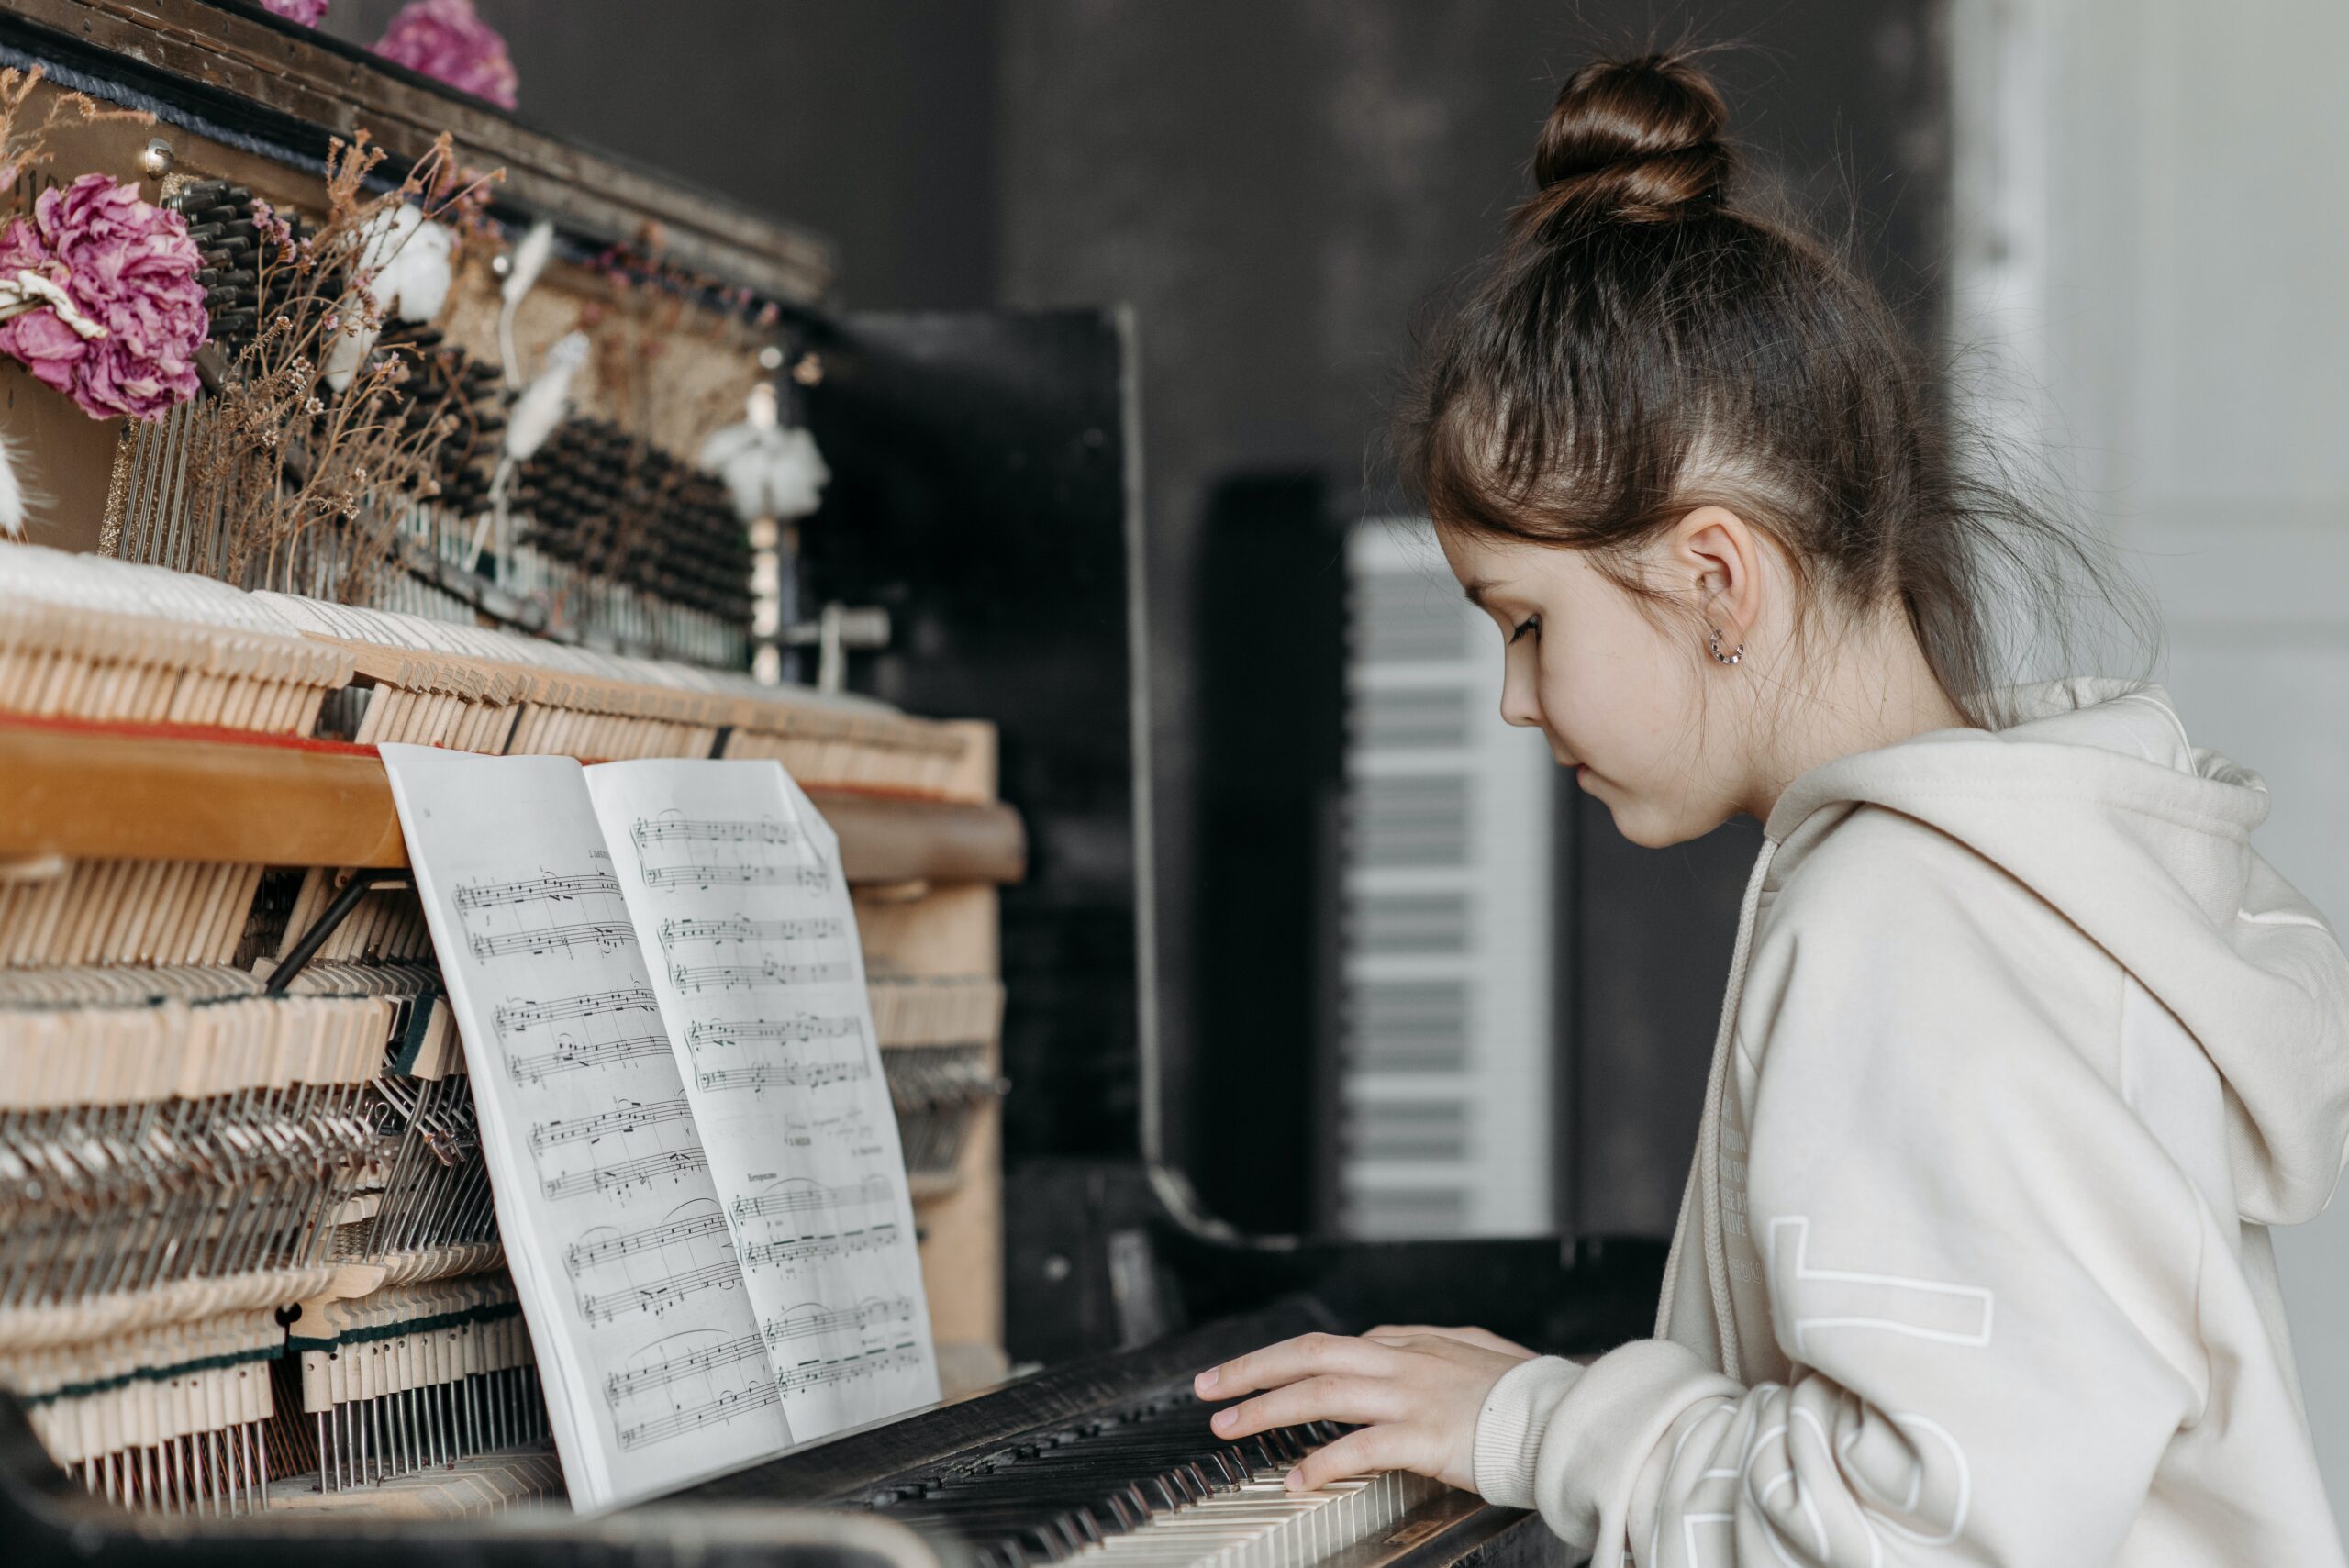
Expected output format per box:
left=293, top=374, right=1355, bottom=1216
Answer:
left=1191, top=1330, right=1531, bottom=1494
left=1362, top=1324, right=1538, bottom=1361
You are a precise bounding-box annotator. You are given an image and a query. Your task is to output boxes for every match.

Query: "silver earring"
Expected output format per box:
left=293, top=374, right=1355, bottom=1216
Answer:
left=1708, top=628, right=1743, bottom=666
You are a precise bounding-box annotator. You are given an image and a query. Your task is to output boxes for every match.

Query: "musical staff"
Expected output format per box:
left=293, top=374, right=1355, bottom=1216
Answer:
left=602, top=1333, right=768, bottom=1407
left=761, top=1296, right=917, bottom=1349
left=494, top=986, right=661, bottom=1033
left=642, top=862, right=818, bottom=892
left=631, top=817, right=796, bottom=849
left=529, top=1097, right=695, bottom=1152
left=578, top=1255, right=740, bottom=1325
left=564, top=1210, right=731, bottom=1276
left=506, top=1031, right=673, bottom=1085
left=616, top=1379, right=781, bottom=1452
left=685, top=1014, right=863, bottom=1051
left=542, top=1146, right=710, bottom=1202
left=773, top=1346, right=924, bottom=1396
left=455, top=870, right=622, bottom=910
left=471, top=919, right=637, bottom=961
left=730, top=1176, right=894, bottom=1228
left=741, top=1225, right=902, bottom=1272
left=697, top=1058, right=870, bottom=1095
left=670, top=959, right=855, bottom=993
left=659, top=916, right=846, bottom=949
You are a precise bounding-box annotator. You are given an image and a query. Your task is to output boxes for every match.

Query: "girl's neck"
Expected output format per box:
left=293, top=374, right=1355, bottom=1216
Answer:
left=1741, top=611, right=1971, bottom=823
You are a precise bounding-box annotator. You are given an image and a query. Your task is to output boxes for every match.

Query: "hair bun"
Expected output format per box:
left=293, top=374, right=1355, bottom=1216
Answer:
left=1529, top=52, right=1733, bottom=222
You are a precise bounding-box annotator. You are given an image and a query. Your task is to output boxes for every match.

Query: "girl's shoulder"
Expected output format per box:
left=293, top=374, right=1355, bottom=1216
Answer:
left=1740, top=800, right=2125, bottom=1064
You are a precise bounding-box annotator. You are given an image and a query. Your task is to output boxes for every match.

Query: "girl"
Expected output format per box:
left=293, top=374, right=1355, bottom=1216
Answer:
left=1191, top=49, right=2349, bottom=1566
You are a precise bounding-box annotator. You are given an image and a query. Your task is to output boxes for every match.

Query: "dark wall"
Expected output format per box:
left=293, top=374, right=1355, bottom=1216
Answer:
left=312, top=0, right=1944, bottom=1241
left=995, top=1, right=1945, bottom=1238
left=317, top=0, right=1001, bottom=309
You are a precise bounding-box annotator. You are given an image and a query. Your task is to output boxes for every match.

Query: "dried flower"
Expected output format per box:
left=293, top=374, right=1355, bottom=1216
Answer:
left=373, top=0, right=518, bottom=110
left=0, top=173, right=206, bottom=420
left=261, top=0, right=329, bottom=24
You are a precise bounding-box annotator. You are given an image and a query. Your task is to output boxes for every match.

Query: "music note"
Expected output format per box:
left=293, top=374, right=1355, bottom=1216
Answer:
left=542, top=1146, right=710, bottom=1202
left=615, top=1379, right=782, bottom=1451
left=506, top=1031, right=672, bottom=1085
left=494, top=986, right=661, bottom=1034
left=685, top=1014, right=863, bottom=1052
left=630, top=817, right=796, bottom=849
left=471, top=919, right=637, bottom=960
left=696, top=1058, right=870, bottom=1095
left=659, top=916, right=846, bottom=950
left=729, top=1176, right=894, bottom=1227
left=455, top=870, right=622, bottom=911
left=529, top=1097, right=695, bottom=1152
left=602, top=1332, right=768, bottom=1407
left=565, top=1210, right=731, bottom=1276
left=669, top=959, right=856, bottom=994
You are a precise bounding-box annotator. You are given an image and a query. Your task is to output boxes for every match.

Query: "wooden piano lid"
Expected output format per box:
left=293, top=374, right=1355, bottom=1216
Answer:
left=0, top=714, right=1027, bottom=887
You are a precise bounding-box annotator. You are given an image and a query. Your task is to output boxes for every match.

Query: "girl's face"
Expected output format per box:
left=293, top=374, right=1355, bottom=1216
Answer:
left=1436, top=522, right=1744, bottom=848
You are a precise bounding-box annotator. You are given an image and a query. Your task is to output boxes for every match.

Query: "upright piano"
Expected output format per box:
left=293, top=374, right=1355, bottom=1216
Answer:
left=0, top=5, right=1664, bottom=1564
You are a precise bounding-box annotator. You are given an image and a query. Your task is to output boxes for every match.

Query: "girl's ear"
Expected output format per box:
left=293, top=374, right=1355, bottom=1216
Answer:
left=1665, top=505, right=1765, bottom=647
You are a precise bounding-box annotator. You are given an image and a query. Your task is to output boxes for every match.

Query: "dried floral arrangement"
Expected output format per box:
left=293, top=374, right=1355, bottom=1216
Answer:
left=169, top=131, right=503, bottom=600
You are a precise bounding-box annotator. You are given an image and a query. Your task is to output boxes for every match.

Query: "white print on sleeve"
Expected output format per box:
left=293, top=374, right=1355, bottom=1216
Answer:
left=1765, top=1217, right=1994, bottom=1358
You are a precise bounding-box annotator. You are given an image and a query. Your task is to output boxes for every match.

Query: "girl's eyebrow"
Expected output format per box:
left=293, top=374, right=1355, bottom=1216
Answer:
left=1462, top=577, right=1505, bottom=608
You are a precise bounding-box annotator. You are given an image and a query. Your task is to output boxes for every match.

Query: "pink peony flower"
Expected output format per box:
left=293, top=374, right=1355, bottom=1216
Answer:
left=0, top=173, right=207, bottom=421
left=260, top=0, right=329, bottom=25
left=373, top=0, right=518, bottom=111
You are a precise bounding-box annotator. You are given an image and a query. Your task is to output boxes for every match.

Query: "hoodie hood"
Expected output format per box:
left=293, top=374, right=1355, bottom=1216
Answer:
left=1765, top=677, right=2349, bottom=1227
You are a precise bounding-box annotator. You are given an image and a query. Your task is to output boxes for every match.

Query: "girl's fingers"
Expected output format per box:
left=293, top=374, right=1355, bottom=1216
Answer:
left=1209, top=1375, right=1403, bottom=1440
left=1286, top=1425, right=1419, bottom=1492
left=1195, top=1331, right=1397, bottom=1399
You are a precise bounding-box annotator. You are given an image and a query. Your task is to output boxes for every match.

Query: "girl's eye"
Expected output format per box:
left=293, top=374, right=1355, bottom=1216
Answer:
left=1508, top=615, right=1540, bottom=646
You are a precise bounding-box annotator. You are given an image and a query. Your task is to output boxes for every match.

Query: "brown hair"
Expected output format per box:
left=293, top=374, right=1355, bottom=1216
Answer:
left=1397, top=47, right=2148, bottom=727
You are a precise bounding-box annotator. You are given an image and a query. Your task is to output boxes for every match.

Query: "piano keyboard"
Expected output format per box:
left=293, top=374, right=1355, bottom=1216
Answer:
left=774, top=1394, right=1446, bottom=1568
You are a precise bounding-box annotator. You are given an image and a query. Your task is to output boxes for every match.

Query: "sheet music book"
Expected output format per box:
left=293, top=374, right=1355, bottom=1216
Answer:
left=377, top=746, right=941, bottom=1511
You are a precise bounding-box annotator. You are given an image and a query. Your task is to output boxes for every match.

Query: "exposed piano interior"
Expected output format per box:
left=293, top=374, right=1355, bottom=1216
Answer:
left=0, top=4, right=1664, bottom=1564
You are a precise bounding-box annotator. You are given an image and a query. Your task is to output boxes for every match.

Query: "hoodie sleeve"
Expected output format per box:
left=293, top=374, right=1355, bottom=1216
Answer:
left=1473, top=824, right=2212, bottom=1565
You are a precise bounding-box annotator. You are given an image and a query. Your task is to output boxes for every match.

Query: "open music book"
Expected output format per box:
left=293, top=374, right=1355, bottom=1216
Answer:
left=378, top=747, right=941, bottom=1511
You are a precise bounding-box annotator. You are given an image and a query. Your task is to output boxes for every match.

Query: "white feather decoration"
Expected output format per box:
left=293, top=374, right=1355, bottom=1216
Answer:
left=319, top=317, right=379, bottom=395
left=503, top=331, right=590, bottom=464
left=360, top=205, right=457, bottom=324
left=497, top=219, right=557, bottom=389
left=0, top=427, right=26, bottom=538
left=699, top=384, right=830, bottom=521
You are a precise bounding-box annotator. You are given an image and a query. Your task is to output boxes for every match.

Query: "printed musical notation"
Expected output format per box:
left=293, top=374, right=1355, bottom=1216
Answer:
left=761, top=1296, right=917, bottom=1348
left=566, top=1210, right=732, bottom=1275
left=642, top=862, right=830, bottom=892
left=455, top=869, right=622, bottom=910
left=506, top=1031, right=673, bottom=1085
left=472, top=919, right=636, bottom=960
left=773, top=1346, right=924, bottom=1396
left=494, top=986, right=662, bottom=1033
left=659, top=916, right=846, bottom=949
left=740, top=1226, right=901, bottom=1272
left=618, top=1379, right=782, bottom=1453
left=542, top=1145, right=710, bottom=1203
left=671, top=959, right=855, bottom=993
left=685, top=1014, right=863, bottom=1052
left=603, top=1332, right=768, bottom=1407
left=578, top=1255, right=740, bottom=1326
left=697, top=1058, right=871, bottom=1095
left=529, top=1098, right=696, bottom=1152
left=631, top=817, right=796, bottom=850
left=730, top=1176, right=894, bottom=1228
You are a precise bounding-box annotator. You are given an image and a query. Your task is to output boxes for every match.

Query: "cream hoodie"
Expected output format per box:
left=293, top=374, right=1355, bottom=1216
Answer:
left=1472, top=679, right=2349, bottom=1565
